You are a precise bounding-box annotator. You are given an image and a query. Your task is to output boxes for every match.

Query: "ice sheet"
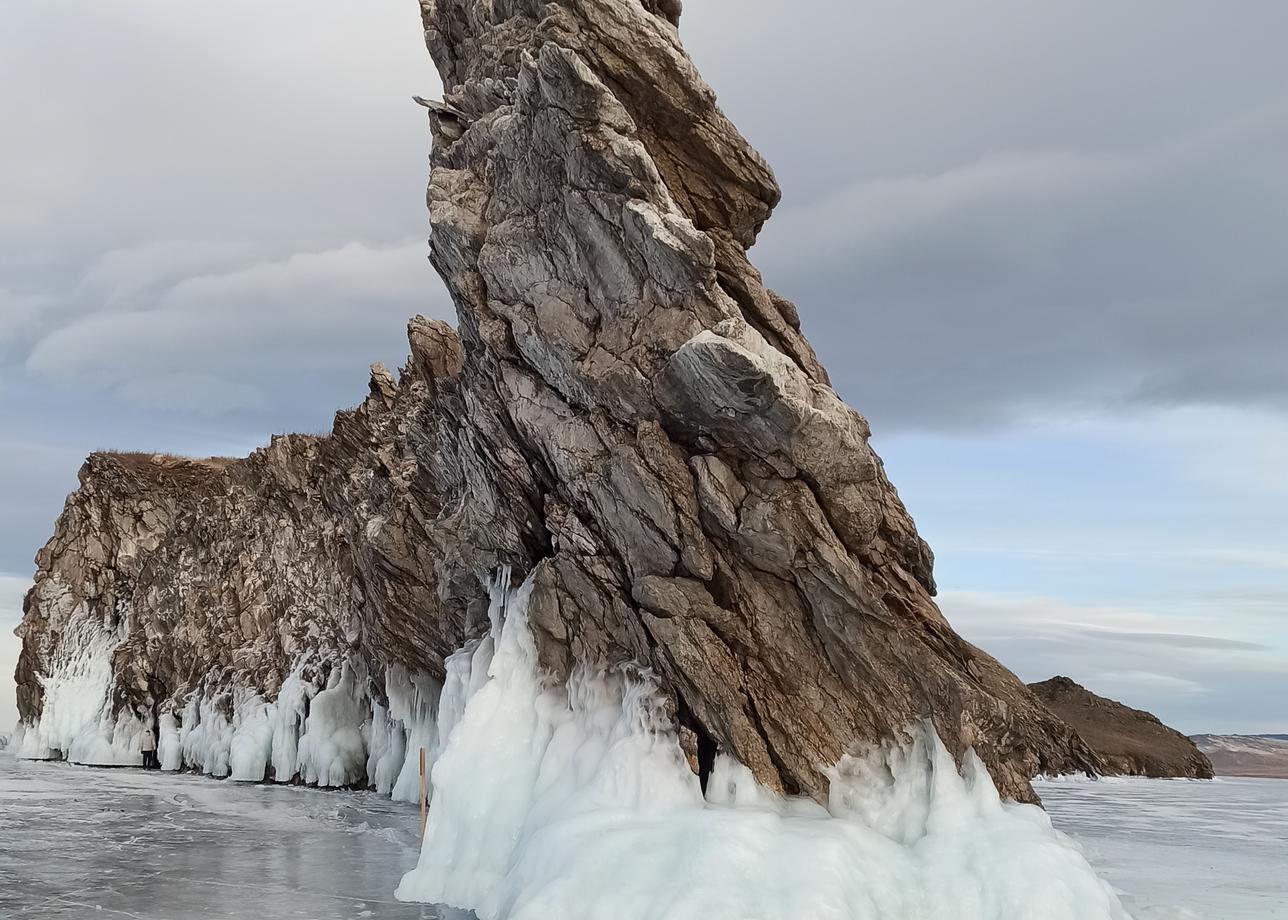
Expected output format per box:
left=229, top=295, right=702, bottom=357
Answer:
left=0, top=752, right=469, bottom=920
left=1037, top=775, right=1288, bottom=919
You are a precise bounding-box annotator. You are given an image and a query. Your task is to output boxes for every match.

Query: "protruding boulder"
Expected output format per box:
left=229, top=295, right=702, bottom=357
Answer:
left=407, top=315, right=464, bottom=386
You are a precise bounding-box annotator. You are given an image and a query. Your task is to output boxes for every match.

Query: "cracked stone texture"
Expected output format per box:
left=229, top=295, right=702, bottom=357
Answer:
left=16, top=0, right=1102, bottom=802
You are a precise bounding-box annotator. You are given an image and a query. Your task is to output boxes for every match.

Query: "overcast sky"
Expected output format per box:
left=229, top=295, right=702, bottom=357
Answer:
left=2, top=0, right=1286, bottom=736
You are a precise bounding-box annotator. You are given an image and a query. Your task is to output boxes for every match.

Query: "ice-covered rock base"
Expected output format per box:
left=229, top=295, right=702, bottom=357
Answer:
left=396, top=577, right=1130, bottom=920
left=15, top=572, right=1132, bottom=919
left=14, top=608, right=147, bottom=765
left=15, top=608, right=467, bottom=801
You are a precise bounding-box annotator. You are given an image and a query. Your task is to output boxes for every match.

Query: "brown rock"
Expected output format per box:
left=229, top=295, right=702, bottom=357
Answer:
left=16, top=0, right=1102, bottom=802
left=1030, top=676, right=1214, bottom=779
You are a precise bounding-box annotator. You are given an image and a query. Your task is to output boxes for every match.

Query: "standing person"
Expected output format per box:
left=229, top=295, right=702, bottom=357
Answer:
left=140, top=727, right=158, bottom=769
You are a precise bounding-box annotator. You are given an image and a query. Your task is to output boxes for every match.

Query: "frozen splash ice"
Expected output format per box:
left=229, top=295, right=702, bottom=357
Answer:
left=15, top=608, right=146, bottom=765
left=295, top=662, right=369, bottom=786
left=395, top=574, right=1132, bottom=920
left=12, top=573, right=1134, bottom=920
left=171, top=661, right=382, bottom=787
left=377, top=663, right=445, bottom=802
left=13, top=606, right=464, bottom=792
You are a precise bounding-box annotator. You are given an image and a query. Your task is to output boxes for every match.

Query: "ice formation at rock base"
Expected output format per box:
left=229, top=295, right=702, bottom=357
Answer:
left=15, top=572, right=1129, bottom=919
left=397, top=574, right=1129, bottom=920
left=14, top=604, right=468, bottom=803
left=331, top=576, right=1138, bottom=918
left=13, top=606, right=147, bottom=766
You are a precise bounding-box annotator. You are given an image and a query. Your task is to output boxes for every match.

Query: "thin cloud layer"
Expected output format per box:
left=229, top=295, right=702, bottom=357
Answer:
left=25, top=240, right=449, bottom=415
left=943, top=589, right=1288, bottom=734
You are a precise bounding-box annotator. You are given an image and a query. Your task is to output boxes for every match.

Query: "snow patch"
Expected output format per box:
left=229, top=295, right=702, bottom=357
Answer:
left=396, top=572, right=1131, bottom=920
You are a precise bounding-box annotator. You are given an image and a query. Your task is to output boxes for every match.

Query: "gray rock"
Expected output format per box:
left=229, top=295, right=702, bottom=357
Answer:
left=15, top=0, right=1101, bottom=802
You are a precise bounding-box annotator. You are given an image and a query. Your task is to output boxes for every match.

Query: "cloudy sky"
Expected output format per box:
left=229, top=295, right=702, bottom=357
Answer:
left=2, top=0, right=1285, bottom=735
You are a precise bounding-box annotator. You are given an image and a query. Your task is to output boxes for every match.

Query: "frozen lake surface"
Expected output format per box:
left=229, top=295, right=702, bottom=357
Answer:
left=2, top=752, right=1284, bottom=919
left=1037, top=775, right=1288, bottom=919
left=0, top=753, right=468, bottom=920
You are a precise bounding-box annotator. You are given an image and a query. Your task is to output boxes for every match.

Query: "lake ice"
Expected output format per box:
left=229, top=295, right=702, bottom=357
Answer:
left=1, top=752, right=1283, bottom=919
left=0, top=754, right=464, bottom=920
left=1036, top=775, right=1288, bottom=920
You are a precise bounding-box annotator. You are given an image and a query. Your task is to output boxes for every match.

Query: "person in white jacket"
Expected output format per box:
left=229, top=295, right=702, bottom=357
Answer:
left=140, top=728, right=158, bottom=769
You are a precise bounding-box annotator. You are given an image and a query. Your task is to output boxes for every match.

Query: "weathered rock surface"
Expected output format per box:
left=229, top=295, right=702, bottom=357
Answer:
left=1192, top=734, right=1288, bottom=778
left=15, top=0, right=1102, bottom=801
left=1030, top=677, right=1214, bottom=779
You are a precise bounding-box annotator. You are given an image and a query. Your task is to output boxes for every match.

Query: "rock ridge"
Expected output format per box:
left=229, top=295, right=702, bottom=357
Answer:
left=1030, top=676, right=1214, bottom=779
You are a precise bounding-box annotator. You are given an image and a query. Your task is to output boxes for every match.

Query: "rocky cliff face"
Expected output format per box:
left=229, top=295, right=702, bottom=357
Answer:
left=1030, top=677, right=1214, bottom=779
left=14, top=0, right=1100, bottom=802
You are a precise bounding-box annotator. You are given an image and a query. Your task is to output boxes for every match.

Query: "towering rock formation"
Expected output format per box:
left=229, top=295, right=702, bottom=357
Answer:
left=14, top=0, right=1099, bottom=802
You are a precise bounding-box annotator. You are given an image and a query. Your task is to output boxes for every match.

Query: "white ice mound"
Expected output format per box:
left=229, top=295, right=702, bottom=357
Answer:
left=16, top=608, right=147, bottom=765
left=396, top=574, right=1130, bottom=920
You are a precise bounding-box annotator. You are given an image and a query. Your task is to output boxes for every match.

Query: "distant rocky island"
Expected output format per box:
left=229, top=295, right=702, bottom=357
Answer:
left=1030, top=676, right=1214, bottom=779
left=1192, top=734, right=1288, bottom=778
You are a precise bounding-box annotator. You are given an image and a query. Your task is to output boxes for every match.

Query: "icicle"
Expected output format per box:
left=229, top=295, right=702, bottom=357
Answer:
left=16, top=609, right=138, bottom=765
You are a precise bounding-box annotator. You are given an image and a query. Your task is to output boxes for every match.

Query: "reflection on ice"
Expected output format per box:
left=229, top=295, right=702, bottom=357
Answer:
left=0, top=754, right=470, bottom=920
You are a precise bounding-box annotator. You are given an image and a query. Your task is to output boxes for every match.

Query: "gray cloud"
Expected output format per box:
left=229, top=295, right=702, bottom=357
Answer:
left=25, top=239, right=450, bottom=415
left=942, top=590, right=1288, bottom=734
left=755, top=106, right=1288, bottom=429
